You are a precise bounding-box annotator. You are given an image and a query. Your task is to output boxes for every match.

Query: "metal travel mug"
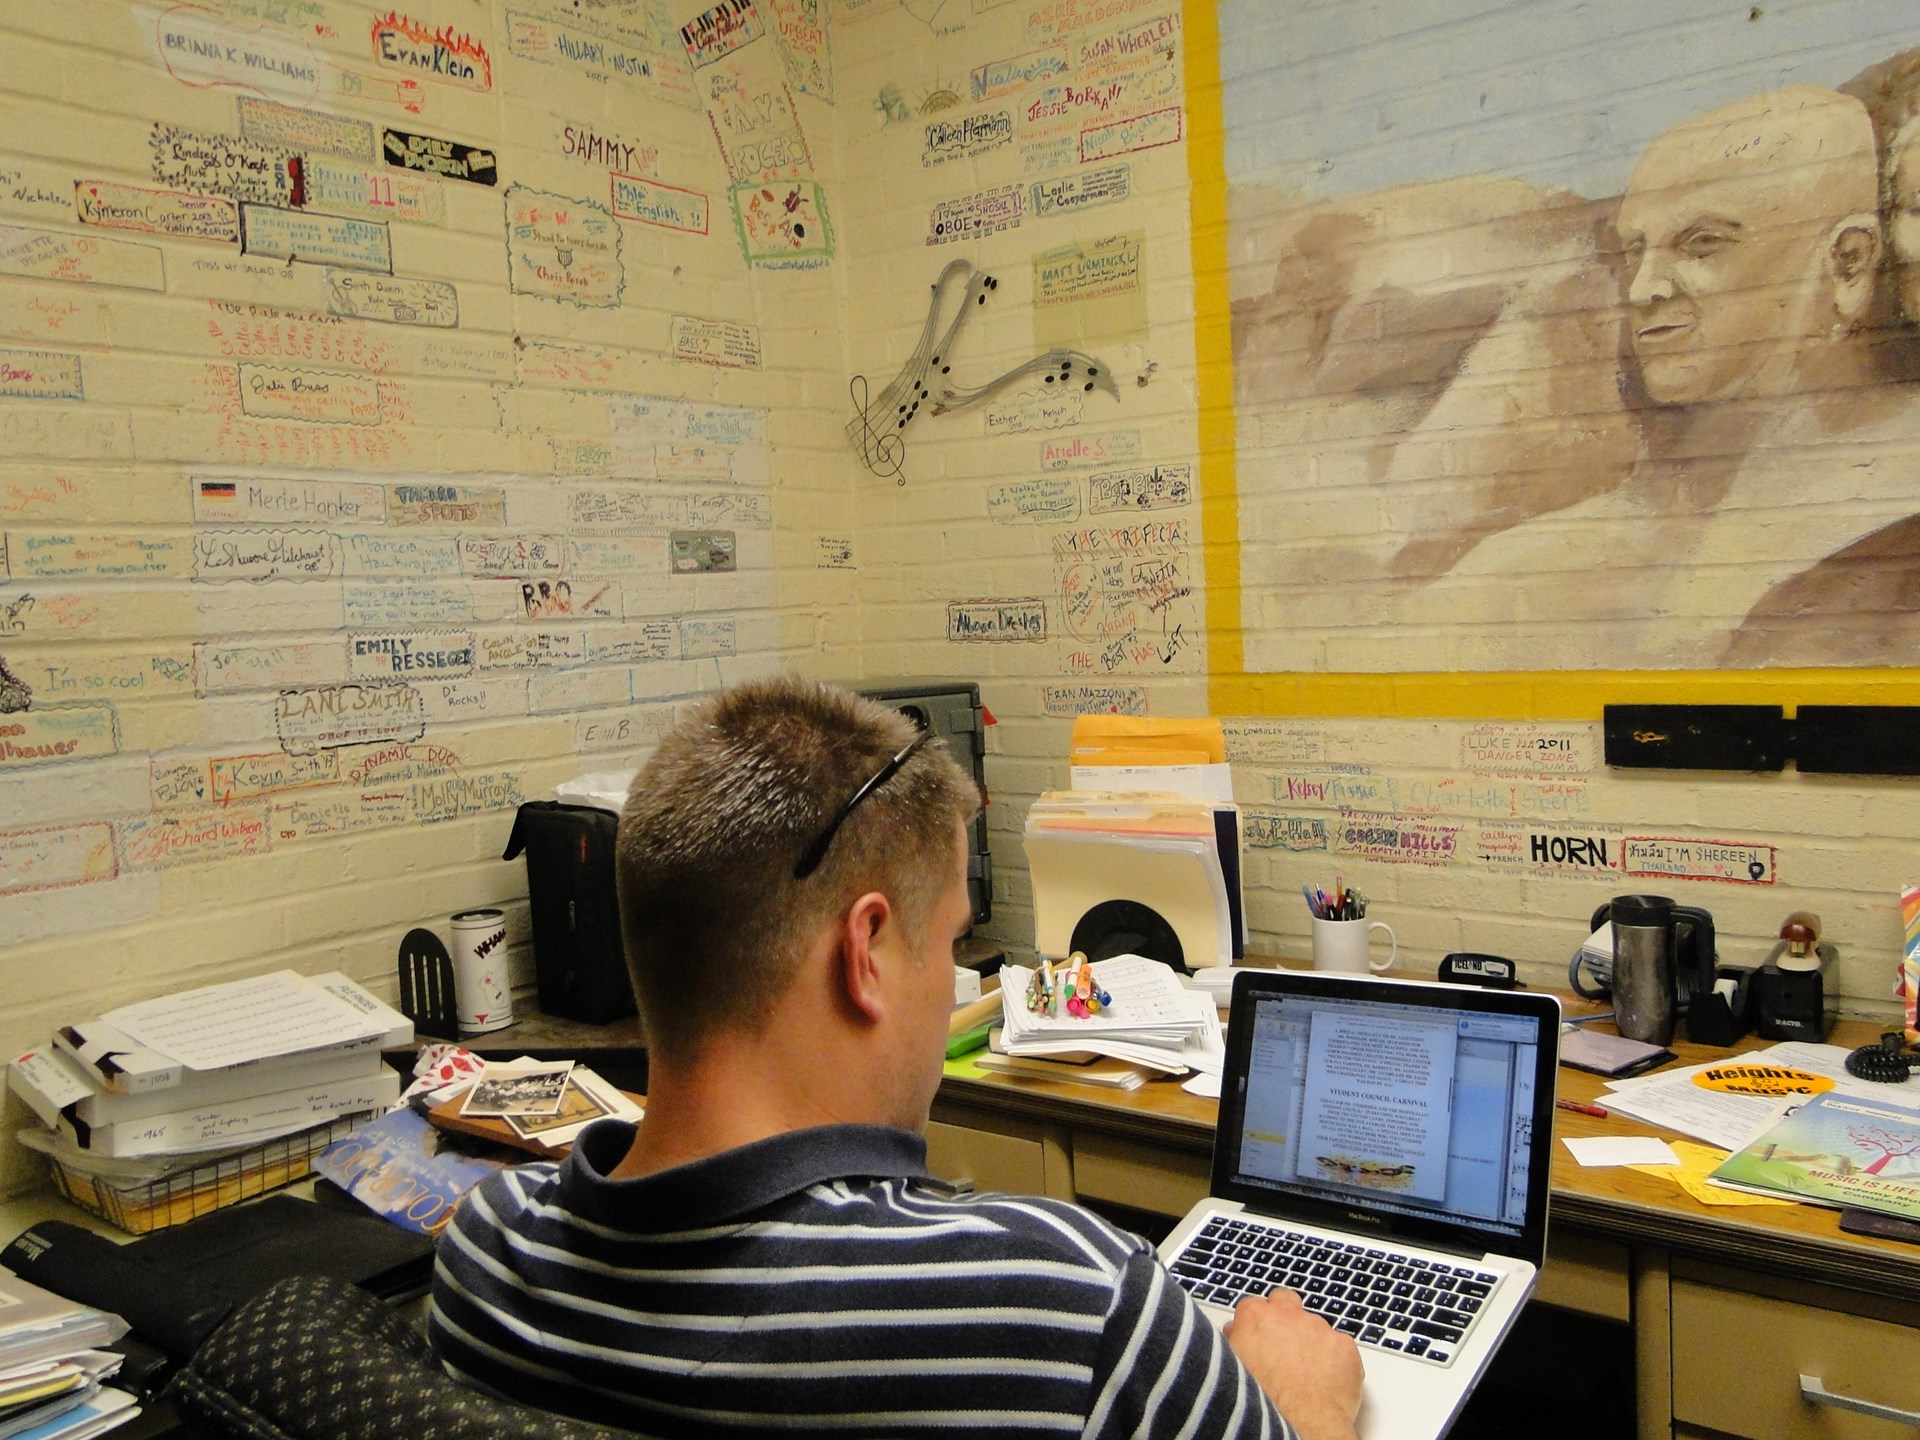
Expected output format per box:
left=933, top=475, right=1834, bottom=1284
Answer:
left=1610, top=894, right=1677, bottom=1046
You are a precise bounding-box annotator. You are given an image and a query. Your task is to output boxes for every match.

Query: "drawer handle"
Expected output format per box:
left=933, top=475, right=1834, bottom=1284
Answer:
left=1800, top=1374, right=1920, bottom=1428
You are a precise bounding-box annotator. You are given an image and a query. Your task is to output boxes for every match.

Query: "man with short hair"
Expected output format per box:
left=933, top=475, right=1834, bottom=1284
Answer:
left=430, top=676, right=1361, bottom=1440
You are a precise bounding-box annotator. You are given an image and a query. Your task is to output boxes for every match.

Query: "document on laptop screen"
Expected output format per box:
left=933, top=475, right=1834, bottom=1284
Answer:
left=1232, top=994, right=1541, bottom=1238
left=1300, top=1012, right=1455, bottom=1202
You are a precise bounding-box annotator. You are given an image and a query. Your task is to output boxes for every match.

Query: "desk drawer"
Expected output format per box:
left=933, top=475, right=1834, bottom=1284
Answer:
left=1672, top=1279, right=1920, bottom=1438
left=924, top=1120, right=1050, bottom=1197
left=1534, top=1233, right=1630, bottom=1323
left=1073, top=1134, right=1210, bottom=1218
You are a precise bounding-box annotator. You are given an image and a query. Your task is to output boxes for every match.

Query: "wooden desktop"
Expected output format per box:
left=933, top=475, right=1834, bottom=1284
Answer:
left=927, top=988, right=1920, bottom=1440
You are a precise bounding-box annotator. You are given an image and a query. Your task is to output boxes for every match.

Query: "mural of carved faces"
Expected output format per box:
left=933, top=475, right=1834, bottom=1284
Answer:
left=1617, top=88, right=1879, bottom=407
left=1890, top=116, right=1920, bottom=323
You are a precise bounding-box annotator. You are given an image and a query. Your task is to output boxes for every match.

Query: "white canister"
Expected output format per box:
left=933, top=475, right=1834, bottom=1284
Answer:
left=451, top=908, right=514, bottom=1035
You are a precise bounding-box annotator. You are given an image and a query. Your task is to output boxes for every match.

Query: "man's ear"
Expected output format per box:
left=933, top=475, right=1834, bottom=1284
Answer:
left=836, top=891, right=894, bottom=1025
left=1827, top=214, right=1882, bottom=328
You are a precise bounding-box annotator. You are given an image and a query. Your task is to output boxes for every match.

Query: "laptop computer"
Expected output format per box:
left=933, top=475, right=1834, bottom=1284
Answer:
left=1157, top=969, right=1561, bottom=1440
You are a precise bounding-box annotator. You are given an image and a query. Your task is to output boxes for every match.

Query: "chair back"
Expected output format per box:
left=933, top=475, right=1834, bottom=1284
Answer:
left=167, top=1274, right=638, bottom=1440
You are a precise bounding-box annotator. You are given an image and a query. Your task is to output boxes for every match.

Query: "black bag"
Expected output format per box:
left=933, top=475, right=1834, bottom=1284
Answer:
left=502, top=801, right=636, bottom=1023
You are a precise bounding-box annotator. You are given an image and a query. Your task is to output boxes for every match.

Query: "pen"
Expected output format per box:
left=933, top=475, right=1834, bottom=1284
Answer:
left=1556, top=1099, right=1609, bottom=1118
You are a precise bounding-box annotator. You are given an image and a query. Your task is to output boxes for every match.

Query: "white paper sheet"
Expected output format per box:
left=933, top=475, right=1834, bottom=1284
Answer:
left=1599, top=1062, right=1770, bottom=1150
left=102, top=971, right=386, bottom=1071
left=1563, top=1136, right=1680, bottom=1168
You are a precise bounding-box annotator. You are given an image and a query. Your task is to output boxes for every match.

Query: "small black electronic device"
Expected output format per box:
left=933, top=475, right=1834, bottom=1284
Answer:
left=1438, top=952, right=1522, bottom=989
left=855, top=679, right=992, bottom=925
left=502, top=800, right=635, bottom=1023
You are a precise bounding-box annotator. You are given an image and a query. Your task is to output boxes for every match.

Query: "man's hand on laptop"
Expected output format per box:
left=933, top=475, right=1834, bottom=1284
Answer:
left=1222, top=1287, right=1363, bottom=1440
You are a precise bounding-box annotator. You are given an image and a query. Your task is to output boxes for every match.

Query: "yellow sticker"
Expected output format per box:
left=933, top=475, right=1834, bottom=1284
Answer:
left=1693, top=1064, right=1834, bottom=1097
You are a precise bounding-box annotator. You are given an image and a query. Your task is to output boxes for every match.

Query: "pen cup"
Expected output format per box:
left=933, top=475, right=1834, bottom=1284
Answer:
left=1311, top=917, right=1397, bottom=974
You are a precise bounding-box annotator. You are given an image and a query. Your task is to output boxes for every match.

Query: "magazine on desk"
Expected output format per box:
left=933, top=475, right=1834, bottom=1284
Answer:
left=311, top=1103, right=511, bottom=1236
left=1708, top=1090, right=1920, bottom=1221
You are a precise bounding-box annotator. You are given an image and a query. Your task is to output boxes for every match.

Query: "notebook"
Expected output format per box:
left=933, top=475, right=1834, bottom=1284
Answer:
left=1157, top=969, right=1561, bottom=1440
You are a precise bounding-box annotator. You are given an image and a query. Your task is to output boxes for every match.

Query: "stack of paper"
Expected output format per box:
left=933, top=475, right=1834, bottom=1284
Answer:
left=0, top=1270, right=137, bottom=1440
left=1067, top=715, right=1228, bottom=773
left=1029, top=715, right=1246, bottom=972
left=9, top=971, right=410, bottom=1161
left=995, top=955, right=1224, bottom=1079
left=1598, top=1040, right=1920, bottom=1151
left=1025, top=793, right=1243, bottom=970
left=973, top=1052, right=1156, bottom=1091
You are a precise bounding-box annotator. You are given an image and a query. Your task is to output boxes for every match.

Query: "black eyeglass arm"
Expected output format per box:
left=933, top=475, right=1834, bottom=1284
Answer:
left=791, top=731, right=931, bottom=880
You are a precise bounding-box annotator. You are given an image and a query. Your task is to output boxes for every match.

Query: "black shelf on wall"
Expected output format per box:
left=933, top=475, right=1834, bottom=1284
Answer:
left=1603, top=704, right=1920, bottom=775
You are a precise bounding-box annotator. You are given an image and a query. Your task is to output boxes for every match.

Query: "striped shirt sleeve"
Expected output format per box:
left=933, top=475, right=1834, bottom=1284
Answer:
left=1085, top=1252, right=1292, bottom=1440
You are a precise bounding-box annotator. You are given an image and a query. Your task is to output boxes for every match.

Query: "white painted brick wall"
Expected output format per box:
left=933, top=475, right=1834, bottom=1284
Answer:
left=0, top=0, right=845, bottom=1193
left=5, top=0, right=1919, bottom=1203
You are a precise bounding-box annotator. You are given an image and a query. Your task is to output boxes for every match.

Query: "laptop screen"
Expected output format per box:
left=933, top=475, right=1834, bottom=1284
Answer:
left=1213, top=973, right=1560, bottom=1264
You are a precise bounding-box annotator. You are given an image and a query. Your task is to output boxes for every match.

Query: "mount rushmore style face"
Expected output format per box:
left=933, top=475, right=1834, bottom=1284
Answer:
left=1618, top=88, right=1882, bottom=410
left=1891, top=116, right=1920, bottom=326
left=1228, top=45, right=1920, bottom=674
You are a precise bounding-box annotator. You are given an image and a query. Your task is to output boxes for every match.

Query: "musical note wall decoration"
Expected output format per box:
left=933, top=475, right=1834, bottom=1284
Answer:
left=847, top=258, right=1119, bottom=482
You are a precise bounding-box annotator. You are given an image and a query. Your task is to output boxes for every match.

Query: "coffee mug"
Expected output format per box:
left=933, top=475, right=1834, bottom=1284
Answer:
left=1311, top=916, right=1397, bottom=974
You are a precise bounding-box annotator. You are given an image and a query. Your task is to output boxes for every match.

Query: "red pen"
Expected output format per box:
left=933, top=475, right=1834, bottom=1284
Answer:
left=1556, top=1099, right=1609, bottom=1118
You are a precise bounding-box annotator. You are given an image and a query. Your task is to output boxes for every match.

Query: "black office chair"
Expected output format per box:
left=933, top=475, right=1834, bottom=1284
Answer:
left=167, top=1275, right=639, bottom=1440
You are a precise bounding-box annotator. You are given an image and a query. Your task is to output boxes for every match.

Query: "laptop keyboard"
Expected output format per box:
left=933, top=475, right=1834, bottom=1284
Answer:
left=1169, top=1215, right=1500, bottom=1366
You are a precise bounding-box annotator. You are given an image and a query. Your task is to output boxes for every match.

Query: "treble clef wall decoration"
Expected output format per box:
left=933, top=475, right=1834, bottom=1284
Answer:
left=847, top=258, right=1119, bottom=483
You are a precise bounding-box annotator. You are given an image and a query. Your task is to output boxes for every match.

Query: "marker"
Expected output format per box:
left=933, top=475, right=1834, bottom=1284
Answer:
left=1556, top=1099, right=1609, bottom=1118
left=946, top=1021, right=993, bottom=1060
